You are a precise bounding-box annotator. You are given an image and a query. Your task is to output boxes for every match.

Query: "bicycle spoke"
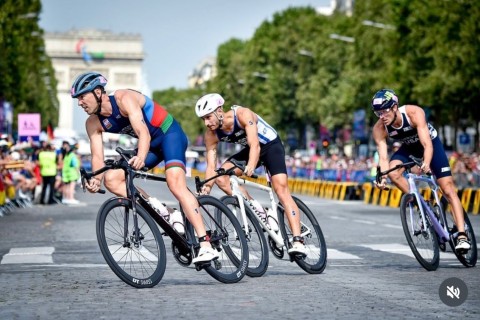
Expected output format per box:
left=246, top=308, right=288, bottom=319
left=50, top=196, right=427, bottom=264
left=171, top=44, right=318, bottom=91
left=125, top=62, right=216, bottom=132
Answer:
left=400, top=195, right=439, bottom=270
left=97, top=200, right=166, bottom=287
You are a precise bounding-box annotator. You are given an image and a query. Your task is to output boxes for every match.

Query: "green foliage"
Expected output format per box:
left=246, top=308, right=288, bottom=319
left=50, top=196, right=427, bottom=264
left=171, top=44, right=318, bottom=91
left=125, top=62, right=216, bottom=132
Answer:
left=154, top=0, right=480, bottom=151
left=0, top=0, right=59, bottom=134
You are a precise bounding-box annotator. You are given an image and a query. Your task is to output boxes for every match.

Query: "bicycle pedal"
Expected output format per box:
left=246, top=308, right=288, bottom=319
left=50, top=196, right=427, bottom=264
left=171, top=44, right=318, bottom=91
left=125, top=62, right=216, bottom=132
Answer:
left=288, top=252, right=306, bottom=262
left=194, top=261, right=212, bottom=271
left=439, top=243, right=446, bottom=252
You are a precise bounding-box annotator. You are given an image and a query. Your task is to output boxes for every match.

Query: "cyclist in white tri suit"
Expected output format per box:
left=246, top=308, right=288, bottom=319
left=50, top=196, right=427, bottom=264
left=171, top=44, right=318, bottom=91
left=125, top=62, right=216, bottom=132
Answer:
left=371, top=89, right=470, bottom=252
left=194, top=93, right=307, bottom=256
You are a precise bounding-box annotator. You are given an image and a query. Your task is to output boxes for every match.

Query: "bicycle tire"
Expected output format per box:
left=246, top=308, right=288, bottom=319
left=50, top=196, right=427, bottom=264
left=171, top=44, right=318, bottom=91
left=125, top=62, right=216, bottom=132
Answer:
left=440, top=197, right=477, bottom=268
left=278, top=196, right=327, bottom=274
left=196, top=195, right=249, bottom=283
left=399, top=194, right=439, bottom=271
left=221, top=195, right=269, bottom=277
left=96, top=198, right=166, bottom=288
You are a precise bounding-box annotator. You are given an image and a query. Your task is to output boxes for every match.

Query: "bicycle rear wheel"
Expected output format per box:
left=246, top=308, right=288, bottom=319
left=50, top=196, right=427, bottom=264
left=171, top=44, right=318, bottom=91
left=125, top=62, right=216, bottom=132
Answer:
left=278, top=196, right=327, bottom=274
left=96, top=198, right=166, bottom=288
left=221, top=195, right=269, bottom=277
left=440, top=197, right=477, bottom=267
left=197, top=196, right=249, bottom=283
left=400, top=194, right=439, bottom=271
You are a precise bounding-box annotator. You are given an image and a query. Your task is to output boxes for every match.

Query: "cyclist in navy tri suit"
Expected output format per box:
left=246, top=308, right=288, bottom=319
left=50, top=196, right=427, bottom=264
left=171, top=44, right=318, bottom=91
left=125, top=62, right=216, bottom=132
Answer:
left=371, top=89, right=471, bottom=252
left=70, top=72, right=219, bottom=263
left=194, top=93, right=306, bottom=256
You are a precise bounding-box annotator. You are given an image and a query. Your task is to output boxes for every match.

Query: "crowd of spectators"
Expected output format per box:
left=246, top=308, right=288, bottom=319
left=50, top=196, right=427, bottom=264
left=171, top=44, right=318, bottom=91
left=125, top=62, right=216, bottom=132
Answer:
left=283, top=147, right=480, bottom=188
left=0, top=134, right=82, bottom=214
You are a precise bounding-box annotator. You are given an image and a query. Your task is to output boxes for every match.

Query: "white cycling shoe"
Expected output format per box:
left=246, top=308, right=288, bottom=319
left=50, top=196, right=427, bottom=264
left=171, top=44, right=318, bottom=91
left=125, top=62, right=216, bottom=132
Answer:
left=455, top=237, right=471, bottom=252
left=192, top=246, right=220, bottom=264
left=288, top=242, right=307, bottom=256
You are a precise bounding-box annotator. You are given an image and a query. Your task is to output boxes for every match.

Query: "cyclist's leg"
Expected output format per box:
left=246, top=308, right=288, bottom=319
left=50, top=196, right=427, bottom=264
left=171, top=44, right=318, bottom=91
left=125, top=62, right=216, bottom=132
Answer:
left=388, top=148, right=410, bottom=193
left=430, top=139, right=470, bottom=250
left=262, top=138, right=304, bottom=254
left=160, top=121, right=219, bottom=262
left=103, top=169, right=127, bottom=197
left=437, top=176, right=469, bottom=247
left=271, top=173, right=303, bottom=249
left=220, top=148, right=250, bottom=196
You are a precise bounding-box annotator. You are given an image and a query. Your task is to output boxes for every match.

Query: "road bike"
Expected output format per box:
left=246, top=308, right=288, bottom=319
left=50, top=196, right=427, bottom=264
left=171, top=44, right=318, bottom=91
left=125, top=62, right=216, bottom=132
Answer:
left=195, top=159, right=327, bottom=276
left=80, top=147, right=249, bottom=288
left=376, top=155, right=477, bottom=271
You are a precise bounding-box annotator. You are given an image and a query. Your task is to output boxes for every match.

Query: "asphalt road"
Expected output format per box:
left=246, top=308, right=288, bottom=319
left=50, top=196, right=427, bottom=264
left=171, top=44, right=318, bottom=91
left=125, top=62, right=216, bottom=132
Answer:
left=0, top=178, right=479, bottom=320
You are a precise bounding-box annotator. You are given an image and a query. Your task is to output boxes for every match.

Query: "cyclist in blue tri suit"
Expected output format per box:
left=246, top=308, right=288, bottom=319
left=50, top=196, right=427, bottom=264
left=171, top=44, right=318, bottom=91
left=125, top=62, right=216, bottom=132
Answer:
left=194, top=93, right=306, bottom=256
left=70, top=72, right=219, bottom=263
left=371, top=89, right=471, bottom=252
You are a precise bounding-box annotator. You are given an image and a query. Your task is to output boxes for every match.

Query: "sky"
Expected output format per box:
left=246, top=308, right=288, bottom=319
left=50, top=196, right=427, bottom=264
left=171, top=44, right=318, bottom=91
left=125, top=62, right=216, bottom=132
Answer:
left=39, top=0, right=330, bottom=93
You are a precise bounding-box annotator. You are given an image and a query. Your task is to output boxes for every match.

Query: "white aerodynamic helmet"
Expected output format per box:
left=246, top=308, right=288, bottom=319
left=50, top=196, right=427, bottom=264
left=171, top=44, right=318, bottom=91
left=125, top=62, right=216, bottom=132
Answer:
left=195, top=93, right=224, bottom=117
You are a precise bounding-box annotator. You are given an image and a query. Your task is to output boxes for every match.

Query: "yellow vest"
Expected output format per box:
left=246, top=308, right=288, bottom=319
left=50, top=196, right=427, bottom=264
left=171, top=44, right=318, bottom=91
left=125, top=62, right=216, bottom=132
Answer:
left=39, top=150, right=57, bottom=176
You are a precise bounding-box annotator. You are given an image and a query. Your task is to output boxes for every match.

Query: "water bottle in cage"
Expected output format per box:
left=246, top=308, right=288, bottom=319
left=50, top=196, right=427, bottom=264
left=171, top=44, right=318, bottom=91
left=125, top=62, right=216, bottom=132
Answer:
left=148, top=197, right=185, bottom=235
left=168, top=207, right=185, bottom=235
left=148, top=197, right=170, bottom=221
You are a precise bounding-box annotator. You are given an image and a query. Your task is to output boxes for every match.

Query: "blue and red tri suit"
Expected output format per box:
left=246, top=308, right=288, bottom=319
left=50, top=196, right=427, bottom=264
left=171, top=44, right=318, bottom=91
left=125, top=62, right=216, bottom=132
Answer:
left=98, top=91, right=188, bottom=171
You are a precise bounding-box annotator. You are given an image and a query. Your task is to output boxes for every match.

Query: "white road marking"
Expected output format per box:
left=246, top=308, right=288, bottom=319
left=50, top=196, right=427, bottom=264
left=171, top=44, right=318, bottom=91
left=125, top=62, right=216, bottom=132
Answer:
left=327, top=249, right=362, bottom=260
left=358, top=243, right=459, bottom=260
left=1, top=247, right=55, bottom=264
left=354, top=219, right=376, bottom=225
left=329, top=216, right=347, bottom=221
left=382, top=224, right=403, bottom=229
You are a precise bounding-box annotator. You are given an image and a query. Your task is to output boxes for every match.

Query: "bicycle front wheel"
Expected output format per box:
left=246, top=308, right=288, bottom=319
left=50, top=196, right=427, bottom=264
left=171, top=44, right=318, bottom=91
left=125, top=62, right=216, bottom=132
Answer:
left=221, top=195, right=269, bottom=277
left=440, top=197, right=477, bottom=267
left=96, top=198, right=166, bottom=288
left=278, top=196, right=327, bottom=274
left=400, top=194, right=439, bottom=271
left=196, top=196, right=249, bottom=283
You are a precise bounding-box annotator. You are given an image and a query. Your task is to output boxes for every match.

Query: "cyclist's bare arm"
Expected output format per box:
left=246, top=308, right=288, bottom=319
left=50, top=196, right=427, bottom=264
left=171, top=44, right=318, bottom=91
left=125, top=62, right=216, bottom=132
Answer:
left=115, top=90, right=150, bottom=170
left=236, top=107, right=260, bottom=176
left=406, top=105, right=433, bottom=173
left=202, top=131, right=219, bottom=194
left=372, top=120, right=390, bottom=188
left=85, top=115, right=105, bottom=192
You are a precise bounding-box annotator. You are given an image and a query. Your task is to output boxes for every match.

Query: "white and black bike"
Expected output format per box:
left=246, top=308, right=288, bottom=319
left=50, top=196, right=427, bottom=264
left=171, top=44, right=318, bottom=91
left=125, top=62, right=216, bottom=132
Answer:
left=195, top=159, right=327, bottom=277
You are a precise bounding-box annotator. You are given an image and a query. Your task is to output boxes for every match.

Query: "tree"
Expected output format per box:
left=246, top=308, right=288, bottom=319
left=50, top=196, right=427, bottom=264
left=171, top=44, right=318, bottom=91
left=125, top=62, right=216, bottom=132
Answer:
left=0, top=0, right=58, bottom=135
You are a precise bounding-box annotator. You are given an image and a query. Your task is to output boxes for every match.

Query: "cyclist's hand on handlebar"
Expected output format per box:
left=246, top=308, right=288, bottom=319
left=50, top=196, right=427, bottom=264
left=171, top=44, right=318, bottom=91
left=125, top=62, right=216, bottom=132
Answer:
left=199, top=184, right=212, bottom=195
left=374, top=176, right=388, bottom=189
left=128, top=155, right=145, bottom=170
left=86, top=177, right=102, bottom=193
left=244, top=165, right=254, bottom=177
left=420, top=163, right=431, bottom=175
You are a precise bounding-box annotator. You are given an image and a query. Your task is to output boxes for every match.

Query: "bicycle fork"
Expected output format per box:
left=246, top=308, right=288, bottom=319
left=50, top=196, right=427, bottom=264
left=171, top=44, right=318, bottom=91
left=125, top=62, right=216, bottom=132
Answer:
left=408, top=195, right=449, bottom=244
left=123, top=203, right=143, bottom=249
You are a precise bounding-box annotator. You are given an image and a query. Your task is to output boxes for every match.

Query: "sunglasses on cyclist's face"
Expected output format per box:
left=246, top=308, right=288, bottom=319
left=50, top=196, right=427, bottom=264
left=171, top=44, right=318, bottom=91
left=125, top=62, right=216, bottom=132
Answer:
left=374, top=108, right=392, bottom=117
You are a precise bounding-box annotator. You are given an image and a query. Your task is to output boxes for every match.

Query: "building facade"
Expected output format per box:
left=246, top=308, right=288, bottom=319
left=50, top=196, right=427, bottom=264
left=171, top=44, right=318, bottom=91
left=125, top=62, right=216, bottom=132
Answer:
left=44, top=29, right=144, bottom=136
left=187, top=56, right=217, bottom=89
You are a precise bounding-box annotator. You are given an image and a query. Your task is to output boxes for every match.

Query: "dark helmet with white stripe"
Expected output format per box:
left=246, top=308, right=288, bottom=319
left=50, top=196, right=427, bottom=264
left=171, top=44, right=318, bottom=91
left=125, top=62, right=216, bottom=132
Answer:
left=71, top=72, right=107, bottom=98
left=371, top=89, right=399, bottom=111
